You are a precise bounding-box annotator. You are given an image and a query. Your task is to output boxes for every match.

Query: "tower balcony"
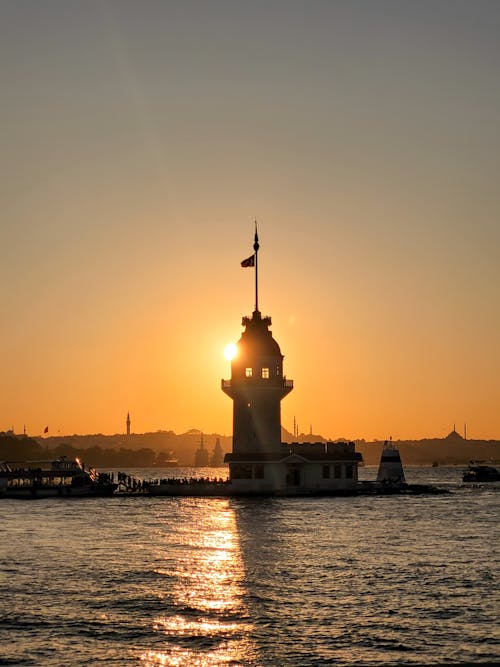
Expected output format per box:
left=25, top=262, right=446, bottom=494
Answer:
left=221, top=378, right=293, bottom=390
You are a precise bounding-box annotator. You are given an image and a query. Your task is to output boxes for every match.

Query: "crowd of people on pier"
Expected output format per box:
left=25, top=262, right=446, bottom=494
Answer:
left=151, top=476, right=229, bottom=486
left=114, top=472, right=229, bottom=492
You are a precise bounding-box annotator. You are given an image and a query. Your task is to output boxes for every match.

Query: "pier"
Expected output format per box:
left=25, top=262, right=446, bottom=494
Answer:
left=112, top=471, right=448, bottom=498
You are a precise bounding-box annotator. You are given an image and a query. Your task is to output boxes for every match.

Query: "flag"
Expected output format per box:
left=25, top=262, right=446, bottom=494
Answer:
left=241, top=255, right=255, bottom=267
left=44, top=426, right=49, bottom=434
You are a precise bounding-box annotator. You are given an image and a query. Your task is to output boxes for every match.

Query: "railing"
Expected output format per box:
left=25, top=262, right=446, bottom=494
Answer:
left=221, top=378, right=293, bottom=389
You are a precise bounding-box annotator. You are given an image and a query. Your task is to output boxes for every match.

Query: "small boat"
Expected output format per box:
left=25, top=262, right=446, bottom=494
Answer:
left=462, top=464, right=500, bottom=483
left=152, top=457, right=179, bottom=468
left=0, top=456, right=117, bottom=498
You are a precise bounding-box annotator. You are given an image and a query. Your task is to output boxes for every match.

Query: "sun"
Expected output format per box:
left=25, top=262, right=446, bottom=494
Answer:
left=224, top=343, right=237, bottom=360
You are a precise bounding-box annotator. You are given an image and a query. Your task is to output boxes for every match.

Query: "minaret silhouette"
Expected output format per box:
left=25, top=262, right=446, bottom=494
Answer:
left=126, top=412, right=131, bottom=436
left=222, top=227, right=293, bottom=456
left=195, top=432, right=209, bottom=466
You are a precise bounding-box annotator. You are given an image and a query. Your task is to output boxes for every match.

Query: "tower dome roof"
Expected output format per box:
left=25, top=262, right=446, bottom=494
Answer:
left=236, top=310, right=282, bottom=358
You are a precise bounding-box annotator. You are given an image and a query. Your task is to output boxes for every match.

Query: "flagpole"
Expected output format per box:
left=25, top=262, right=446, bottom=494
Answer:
left=255, top=247, right=258, bottom=313
left=253, top=222, right=259, bottom=312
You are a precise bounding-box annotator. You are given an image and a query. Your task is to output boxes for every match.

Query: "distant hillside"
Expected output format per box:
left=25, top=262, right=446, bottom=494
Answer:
left=4, top=427, right=499, bottom=468
left=32, top=430, right=232, bottom=467
left=356, top=431, right=500, bottom=466
left=0, top=434, right=45, bottom=461
left=282, top=427, right=500, bottom=465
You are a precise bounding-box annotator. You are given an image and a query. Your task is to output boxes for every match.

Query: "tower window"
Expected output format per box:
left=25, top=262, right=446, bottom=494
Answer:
left=322, top=465, right=330, bottom=479
left=245, top=368, right=253, bottom=377
left=261, top=367, right=269, bottom=379
left=232, top=464, right=252, bottom=479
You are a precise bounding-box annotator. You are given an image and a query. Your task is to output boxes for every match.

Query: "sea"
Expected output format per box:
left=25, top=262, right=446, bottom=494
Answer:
left=1, top=466, right=498, bottom=667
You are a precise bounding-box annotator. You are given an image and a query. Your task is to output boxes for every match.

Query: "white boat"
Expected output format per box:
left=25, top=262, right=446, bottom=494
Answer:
left=0, top=456, right=116, bottom=498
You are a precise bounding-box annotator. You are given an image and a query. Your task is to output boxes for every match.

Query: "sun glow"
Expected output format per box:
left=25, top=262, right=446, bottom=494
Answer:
left=224, top=343, right=237, bottom=360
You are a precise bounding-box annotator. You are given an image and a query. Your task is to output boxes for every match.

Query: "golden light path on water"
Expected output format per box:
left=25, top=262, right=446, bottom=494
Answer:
left=140, top=499, right=256, bottom=666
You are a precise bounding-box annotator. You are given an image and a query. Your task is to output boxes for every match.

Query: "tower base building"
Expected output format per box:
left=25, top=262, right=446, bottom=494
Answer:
left=225, top=441, right=361, bottom=495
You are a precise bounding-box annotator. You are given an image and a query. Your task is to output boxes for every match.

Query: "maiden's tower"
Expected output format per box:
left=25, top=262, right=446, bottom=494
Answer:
left=222, top=228, right=362, bottom=495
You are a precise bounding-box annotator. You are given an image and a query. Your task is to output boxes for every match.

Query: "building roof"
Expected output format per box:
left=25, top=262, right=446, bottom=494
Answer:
left=225, top=442, right=362, bottom=463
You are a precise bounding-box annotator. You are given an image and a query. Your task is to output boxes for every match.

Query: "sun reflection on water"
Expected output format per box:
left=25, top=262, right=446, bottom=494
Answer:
left=140, top=499, right=256, bottom=666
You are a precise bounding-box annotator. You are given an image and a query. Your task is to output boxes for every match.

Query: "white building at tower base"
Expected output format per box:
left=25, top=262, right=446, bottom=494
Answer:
left=226, top=440, right=361, bottom=495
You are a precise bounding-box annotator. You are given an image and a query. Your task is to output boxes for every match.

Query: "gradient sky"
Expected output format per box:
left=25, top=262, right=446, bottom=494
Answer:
left=1, top=0, right=499, bottom=440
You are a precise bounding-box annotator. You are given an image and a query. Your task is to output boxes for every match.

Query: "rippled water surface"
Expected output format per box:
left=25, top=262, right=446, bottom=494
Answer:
left=1, top=467, right=498, bottom=666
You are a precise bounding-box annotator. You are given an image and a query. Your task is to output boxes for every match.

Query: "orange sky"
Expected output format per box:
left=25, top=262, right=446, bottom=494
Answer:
left=1, top=1, right=499, bottom=440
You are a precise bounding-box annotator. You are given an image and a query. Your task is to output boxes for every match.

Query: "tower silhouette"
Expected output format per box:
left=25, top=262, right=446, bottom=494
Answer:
left=222, top=226, right=293, bottom=461
left=210, top=437, right=224, bottom=466
left=126, top=412, right=130, bottom=436
left=222, top=310, right=292, bottom=455
left=222, top=226, right=360, bottom=494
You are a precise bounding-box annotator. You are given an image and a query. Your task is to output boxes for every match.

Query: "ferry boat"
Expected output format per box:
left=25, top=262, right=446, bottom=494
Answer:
left=0, top=457, right=117, bottom=498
